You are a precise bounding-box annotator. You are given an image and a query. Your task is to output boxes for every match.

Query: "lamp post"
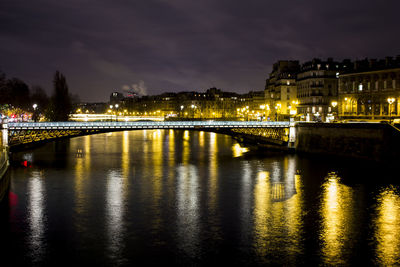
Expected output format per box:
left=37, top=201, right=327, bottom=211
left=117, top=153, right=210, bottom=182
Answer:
left=115, top=104, right=119, bottom=122
left=331, top=101, right=338, bottom=122
left=387, top=97, right=395, bottom=124
left=32, top=103, right=38, bottom=122
left=109, top=105, right=113, bottom=121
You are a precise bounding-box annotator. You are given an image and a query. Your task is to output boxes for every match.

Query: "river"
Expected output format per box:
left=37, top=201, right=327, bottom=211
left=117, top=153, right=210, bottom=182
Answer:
left=0, top=130, right=399, bottom=266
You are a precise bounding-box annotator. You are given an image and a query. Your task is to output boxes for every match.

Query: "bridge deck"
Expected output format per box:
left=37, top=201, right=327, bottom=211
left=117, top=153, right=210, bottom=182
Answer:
left=8, top=121, right=290, bottom=130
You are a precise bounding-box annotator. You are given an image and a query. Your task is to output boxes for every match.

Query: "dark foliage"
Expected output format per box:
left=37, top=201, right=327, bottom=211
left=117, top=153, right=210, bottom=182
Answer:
left=47, top=71, right=72, bottom=121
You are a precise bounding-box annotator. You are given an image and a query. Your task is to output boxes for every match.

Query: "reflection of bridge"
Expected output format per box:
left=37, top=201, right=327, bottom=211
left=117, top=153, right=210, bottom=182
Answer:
left=1, top=121, right=295, bottom=148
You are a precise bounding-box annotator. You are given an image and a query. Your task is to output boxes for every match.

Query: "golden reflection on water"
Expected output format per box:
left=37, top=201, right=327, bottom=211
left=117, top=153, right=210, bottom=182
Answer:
left=374, top=187, right=400, bottom=265
left=320, top=173, right=354, bottom=265
left=253, top=157, right=303, bottom=262
left=122, top=131, right=130, bottom=193
left=151, top=130, right=163, bottom=232
left=183, top=131, right=190, bottom=165
left=208, top=133, right=218, bottom=214
left=232, top=143, right=249, bottom=158
left=254, top=170, right=271, bottom=258
left=168, top=130, right=175, bottom=188
left=199, top=131, right=204, bottom=148
left=183, top=130, right=190, bottom=141
left=74, top=135, right=91, bottom=216
left=283, top=157, right=302, bottom=256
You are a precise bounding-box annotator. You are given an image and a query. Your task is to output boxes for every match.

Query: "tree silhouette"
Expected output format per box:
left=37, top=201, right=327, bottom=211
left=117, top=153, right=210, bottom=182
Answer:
left=7, top=78, right=31, bottom=110
left=47, top=71, right=72, bottom=121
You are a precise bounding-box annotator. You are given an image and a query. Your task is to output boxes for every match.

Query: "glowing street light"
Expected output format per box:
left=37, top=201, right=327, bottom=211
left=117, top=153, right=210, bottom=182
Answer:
left=387, top=97, right=395, bottom=123
left=32, top=103, right=38, bottom=122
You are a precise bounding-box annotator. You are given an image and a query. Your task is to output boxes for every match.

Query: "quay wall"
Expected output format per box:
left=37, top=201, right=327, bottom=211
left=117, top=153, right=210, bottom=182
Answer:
left=295, top=122, right=400, bottom=161
left=0, top=129, right=10, bottom=203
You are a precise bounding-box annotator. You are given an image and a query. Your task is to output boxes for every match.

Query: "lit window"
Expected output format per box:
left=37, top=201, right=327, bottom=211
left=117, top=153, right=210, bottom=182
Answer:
left=358, top=83, right=363, bottom=91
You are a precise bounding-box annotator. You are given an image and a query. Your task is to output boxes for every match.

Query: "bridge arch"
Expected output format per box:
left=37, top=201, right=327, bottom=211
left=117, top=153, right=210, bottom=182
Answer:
left=3, top=121, right=292, bottom=150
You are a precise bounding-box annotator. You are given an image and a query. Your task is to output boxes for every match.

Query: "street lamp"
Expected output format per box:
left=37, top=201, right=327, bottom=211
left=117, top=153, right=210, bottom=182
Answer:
left=331, top=101, right=338, bottom=122
left=115, top=104, right=119, bottom=122
left=32, top=103, right=38, bottom=122
left=387, top=97, right=395, bottom=123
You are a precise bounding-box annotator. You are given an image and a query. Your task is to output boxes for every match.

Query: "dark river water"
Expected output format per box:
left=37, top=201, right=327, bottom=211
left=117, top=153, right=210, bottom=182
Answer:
left=1, top=130, right=400, bottom=266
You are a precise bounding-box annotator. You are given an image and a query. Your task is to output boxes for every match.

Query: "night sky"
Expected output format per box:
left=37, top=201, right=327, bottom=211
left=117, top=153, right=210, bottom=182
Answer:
left=1, top=0, right=399, bottom=102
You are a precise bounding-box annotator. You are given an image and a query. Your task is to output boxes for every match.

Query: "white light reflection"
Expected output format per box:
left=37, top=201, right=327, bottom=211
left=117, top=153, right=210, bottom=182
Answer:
left=240, top=161, right=252, bottom=242
left=176, top=164, right=200, bottom=257
left=106, top=169, right=124, bottom=263
left=28, top=170, right=46, bottom=262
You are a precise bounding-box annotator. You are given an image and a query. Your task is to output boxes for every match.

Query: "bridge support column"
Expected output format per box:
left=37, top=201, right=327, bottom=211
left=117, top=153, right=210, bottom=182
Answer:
left=1, top=119, right=8, bottom=148
left=288, top=121, right=296, bottom=148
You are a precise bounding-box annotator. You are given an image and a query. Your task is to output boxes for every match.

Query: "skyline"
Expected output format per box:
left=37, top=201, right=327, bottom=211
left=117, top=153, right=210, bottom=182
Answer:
left=1, top=0, right=400, bottom=102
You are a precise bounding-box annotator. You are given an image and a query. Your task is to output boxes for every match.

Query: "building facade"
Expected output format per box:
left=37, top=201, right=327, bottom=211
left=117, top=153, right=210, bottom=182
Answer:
left=296, top=58, right=350, bottom=121
left=265, top=61, right=300, bottom=120
left=338, top=56, right=400, bottom=120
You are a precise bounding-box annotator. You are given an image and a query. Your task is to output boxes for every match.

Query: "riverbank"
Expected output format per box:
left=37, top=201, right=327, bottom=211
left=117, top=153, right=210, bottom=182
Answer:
left=295, top=122, right=400, bottom=161
left=0, top=146, right=10, bottom=203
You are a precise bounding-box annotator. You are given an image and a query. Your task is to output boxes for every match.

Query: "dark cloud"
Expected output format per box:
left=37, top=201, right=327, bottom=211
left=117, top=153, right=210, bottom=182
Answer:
left=1, top=0, right=399, bottom=101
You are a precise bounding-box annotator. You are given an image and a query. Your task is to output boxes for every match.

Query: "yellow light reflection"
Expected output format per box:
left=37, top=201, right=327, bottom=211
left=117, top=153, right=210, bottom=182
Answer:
left=320, top=173, right=354, bottom=265
left=150, top=130, right=163, bottom=234
left=232, top=143, right=249, bottom=157
left=183, top=131, right=190, bottom=165
left=152, top=130, right=163, bottom=200
left=374, top=187, right=400, bottom=266
left=183, top=130, right=189, bottom=141
left=199, top=131, right=204, bottom=147
left=74, top=135, right=91, bottom=216
left=252, top=159, right=303, bottom=263
left=167, top=130, right=175, bottom=198
left=122, top=131, right=130, bottom=194
left=254, top=171, right=271, bottom=258
left=208, top=132, right=219, bottom=221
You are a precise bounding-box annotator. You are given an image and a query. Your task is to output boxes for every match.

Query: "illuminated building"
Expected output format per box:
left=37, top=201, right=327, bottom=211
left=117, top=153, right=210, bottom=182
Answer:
left=265, top=61, right=300, bottom=120
left=338, top=56, right=400, bottom=120
left=296, top=58, right=350, bottom=122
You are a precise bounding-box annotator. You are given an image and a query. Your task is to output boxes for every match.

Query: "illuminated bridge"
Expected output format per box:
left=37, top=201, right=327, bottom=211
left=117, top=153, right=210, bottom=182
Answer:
left=1, top=121, right=295, bottom=149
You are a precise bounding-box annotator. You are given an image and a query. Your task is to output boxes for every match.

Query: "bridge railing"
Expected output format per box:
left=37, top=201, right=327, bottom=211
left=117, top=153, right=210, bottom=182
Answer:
left=8, top=121, right=290, bottom=129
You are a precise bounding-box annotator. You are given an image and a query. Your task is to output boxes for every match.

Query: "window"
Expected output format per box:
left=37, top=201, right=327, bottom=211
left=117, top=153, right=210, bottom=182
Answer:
left=358, top=83, right=363, bottom=92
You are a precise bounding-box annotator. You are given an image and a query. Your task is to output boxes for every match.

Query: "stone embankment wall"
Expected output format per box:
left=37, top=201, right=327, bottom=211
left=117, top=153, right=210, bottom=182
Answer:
left=0, top=129, right=10, bottom=203
left=295, top=122, right=400, bottom=161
